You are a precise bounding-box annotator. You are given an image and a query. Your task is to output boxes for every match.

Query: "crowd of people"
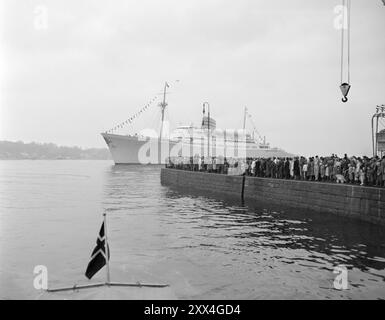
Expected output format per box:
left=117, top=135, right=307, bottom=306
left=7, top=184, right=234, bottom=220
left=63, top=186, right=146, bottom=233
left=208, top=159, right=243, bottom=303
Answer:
left=166, top=154, right=385, bottom=187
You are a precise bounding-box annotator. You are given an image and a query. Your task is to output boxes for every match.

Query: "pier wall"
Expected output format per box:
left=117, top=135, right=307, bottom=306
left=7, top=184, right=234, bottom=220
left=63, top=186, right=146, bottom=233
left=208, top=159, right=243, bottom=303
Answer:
left=160, top=168, right=385, bottom=225
left=161, top=167, right=244, bottom=198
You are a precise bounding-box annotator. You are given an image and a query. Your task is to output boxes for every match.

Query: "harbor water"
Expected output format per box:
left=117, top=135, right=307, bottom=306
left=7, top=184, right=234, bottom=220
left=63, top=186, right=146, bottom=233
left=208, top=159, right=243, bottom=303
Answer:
left=0, top=160, right=384, bottom=299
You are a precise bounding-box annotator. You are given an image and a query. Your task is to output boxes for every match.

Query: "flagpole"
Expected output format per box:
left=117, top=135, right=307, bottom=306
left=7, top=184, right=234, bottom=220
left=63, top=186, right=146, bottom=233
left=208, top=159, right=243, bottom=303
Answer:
left=103, top=212, right=111, bottom=285
left=46, top=213, right=170, bottom=293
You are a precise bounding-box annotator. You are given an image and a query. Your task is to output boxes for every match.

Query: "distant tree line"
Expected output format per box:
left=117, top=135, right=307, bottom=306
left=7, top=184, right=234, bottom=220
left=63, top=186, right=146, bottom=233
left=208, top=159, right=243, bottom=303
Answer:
left=0, top=140, right=111, bottom=160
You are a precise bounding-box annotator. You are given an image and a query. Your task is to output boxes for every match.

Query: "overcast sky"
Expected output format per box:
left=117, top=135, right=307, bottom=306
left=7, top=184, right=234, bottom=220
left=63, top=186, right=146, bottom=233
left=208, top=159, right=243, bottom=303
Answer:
left=1, top=0, right=384, bottom=156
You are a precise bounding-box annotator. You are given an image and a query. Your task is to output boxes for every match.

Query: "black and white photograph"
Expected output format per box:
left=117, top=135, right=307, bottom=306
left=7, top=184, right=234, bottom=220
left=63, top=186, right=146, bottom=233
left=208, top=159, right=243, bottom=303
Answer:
left=0, top=0, right=385, bottom=305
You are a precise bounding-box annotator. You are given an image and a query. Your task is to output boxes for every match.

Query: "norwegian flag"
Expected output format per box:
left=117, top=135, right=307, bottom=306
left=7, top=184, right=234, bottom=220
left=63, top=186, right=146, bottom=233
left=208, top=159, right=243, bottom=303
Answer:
left=85, top=222, right=110, bottom=279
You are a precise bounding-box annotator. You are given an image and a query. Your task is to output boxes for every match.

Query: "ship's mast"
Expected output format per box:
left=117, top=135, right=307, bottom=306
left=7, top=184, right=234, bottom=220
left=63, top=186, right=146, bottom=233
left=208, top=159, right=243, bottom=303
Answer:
left=159, top=82, right=169, bottom=140
left=203, top=102, right=210, bottom=158
left=243, top=106, right=247, bottom=130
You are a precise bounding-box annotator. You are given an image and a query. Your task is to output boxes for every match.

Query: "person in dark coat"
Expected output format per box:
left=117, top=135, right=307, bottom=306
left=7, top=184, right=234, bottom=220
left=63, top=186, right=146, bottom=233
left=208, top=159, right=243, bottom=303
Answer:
left=260, top=159, right=265, bottom=177
left=271, top=158, right=277, bottom=178
left=277, top=158, right=283, bottom=179
left=284, top=158, right=290, bottom=179
left=294, top=157, right=300, bottom=180
left=255, top=159, right=260, bottom=177
left=266, top=158, right=271, bottom=177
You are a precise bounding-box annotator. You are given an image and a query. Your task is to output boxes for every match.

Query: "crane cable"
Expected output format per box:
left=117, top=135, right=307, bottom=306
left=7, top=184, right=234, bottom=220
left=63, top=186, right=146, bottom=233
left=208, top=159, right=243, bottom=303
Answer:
left=340, top=0, right=351, bottom=102
left=340, top=0, right=351, bottom=84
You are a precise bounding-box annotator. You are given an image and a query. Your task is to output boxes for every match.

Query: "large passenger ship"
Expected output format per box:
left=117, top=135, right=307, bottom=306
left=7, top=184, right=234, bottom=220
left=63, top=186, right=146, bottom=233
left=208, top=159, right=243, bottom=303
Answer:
left=101, top=83, right=294, bottom=164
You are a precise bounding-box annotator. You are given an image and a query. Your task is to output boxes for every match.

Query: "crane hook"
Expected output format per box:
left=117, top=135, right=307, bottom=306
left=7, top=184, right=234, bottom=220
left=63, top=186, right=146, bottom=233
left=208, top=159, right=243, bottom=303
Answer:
left=340, top=82, right=351, bottom=103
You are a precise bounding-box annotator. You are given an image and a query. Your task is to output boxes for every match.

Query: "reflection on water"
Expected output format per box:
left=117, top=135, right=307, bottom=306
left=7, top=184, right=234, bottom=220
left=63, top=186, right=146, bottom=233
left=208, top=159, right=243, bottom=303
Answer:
left=103, top=165, right=385, bottom=299
left=0, top=161, right=384, bottom=299
left=166, top=189, right=385, bottom=272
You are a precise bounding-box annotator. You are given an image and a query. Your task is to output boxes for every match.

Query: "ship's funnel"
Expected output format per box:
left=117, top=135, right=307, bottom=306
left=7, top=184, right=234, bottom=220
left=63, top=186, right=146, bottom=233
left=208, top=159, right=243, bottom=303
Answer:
left=201, top=116, right=216, bottom=130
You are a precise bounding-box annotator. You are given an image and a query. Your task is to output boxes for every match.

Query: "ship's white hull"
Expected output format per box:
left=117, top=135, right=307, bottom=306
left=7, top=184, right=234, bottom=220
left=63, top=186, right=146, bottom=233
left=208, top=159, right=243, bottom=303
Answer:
left=101, top=133, right=295, bottom=164
left=101, top=133, right=173, bottom=164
